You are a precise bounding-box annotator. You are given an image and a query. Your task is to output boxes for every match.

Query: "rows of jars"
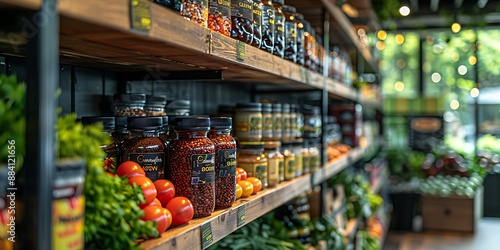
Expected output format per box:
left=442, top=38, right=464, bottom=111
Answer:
left=81, top=102, right=326, bottom=219
left=153, top=0, right=352, bottom=84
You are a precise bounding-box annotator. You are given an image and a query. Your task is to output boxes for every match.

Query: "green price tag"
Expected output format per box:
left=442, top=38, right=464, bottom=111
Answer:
left=201, top=223, right=213, bottom=249
left=130, top=0, right=151, bottom=32
left=237, top=206, right=246, bottom=227
left=236, top=41, right=246, bottom=61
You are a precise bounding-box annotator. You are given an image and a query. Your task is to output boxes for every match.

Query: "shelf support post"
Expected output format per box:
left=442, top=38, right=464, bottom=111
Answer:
left=21, top=0, right=59, bottom=249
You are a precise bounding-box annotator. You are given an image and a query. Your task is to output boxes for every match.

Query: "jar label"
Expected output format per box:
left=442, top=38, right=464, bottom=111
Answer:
left=274, top=14, right=284, bottom=56
left=302, top=155, right=310, bottom=173
left=235, top=112, right=262, bottom=139
left=261, top=5, right=275, bottom=52
left=267, top=158, right=280, bottom=182
left=231, top=0, right=253, bottom=20
left=239, top=163, right=267, bottom=181
left=285, top=159, right=295, bottom=178
left=284, top=21, right=297, bottom=62
left=263, top=115, right=273, bottom=137
left=218, top=149, right=236, bottom=177
left=252, top=0, right=262, bottom=26
left=191, top=154, right=216, bottom=185
left=273, top=115, right=282, bottom=131
left=52, top=195, right=84, bottom=250
left=130, top=152, right=165, bottom=182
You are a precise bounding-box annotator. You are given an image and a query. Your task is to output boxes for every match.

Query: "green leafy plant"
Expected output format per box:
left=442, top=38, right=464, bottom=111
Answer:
left=0, top=74, right=25, bottom=166
left=309, top=215, right=345, bottom=250
left=57, top=114, right=157, bottom=249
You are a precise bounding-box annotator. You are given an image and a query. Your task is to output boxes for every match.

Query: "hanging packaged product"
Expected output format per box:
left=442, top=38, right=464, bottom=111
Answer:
left=272, top=103, right=283, bottom=141
left=208, top=117, right=237, bottom=209
left=169, top=116, right=216, bottom=218
left=282, top=5, right=297, bottom=63
left=281, top=142, right=295, bottom=181
left=237, top=142, right=268, bottom=188
left=231, top=0, right=254, bottom=44
left=260, top=0, right=275, bottom=53
left=166, top=99, right=191, bottom=116
left=182, top=0, right=209, bottom=27
left=272, top=0, right=285, bottom=58
left=251, top=0, right=263, bottom=48
left=294, top=13, right=305, bottom=65
left=234, top=102, right=262, bottom=141
left=145, top=95, right=167, bottom=117
left=122, top=117, right=166, bottom=181
left=81, top=116, right=120, bottom=172
left=113, top=93, right=146, bottom=117
left=208, top=0, right=231, bottom=36
left=262, top=103, right=273, bottom=141
left=264, top=141, right=284, bottom=186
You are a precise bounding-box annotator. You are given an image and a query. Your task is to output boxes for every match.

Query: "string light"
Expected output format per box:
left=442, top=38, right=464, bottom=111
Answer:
left=399, top=6, right=410, bottom=16
left=470, top=88, right=479, bottom=98
left=451, top=22, right=461, bottom=33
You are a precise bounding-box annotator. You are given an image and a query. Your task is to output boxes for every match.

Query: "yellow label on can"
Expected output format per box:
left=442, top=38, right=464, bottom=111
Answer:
left=53, top=196, right=85, bottom=250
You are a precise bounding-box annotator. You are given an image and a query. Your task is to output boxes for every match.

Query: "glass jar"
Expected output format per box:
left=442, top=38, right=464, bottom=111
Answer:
left=159, top=116, right=169, bottom=142
left=169, top=116, right=215, bottom=218
left=290, top=104, right=298, bottom=139
left=208, top=117, right=237, bottom=209
left=145, top=95, right=167, bottom=117
left=113, top=93, right=146, bottom=117
left=234, top=102, right=262, bottom=142
left=81, top=116, right=120, bottom=173
left=292, top=140, right=303, bottom=177
left=208, top=0, right=231, bottom=36
left=282, top=103, right=292, bottom=142
left=182, top=0, right=209, bottom=27
left=272, top=0, right=284, bottom=58
left=113, top=116, right=129, bottom=146
left=166, top=100, right=191, bottom=116
left=294, top=13, right=305, bottom=65
left=237, top=142, right=268, bottom=188
left=251, top=0, right=263, bottom=48
left=260, top=0, right=274, bottom=53
left=281, top=142, right=295, bottom=181
left=296, top=106, right=304, bottom=139
left=261, top=103, right=273, bottom=141
left=264, top=141, right=283, bottom=187
left=230, top=0, right=254, bottom=44
left=308, top=142, right=320, bottom=172
left=282, top=5, right=297, bottom=63
left=154, top=0, right=182, bottom=12
left=302, top=105, right=322, bottom=139
left=272, top=103, right=282, bottom=141
left=122, top=117, right=166, bottom=181
left=317, top=39, right=324, bottom=74
left=301, top=141, right=310, bottom=174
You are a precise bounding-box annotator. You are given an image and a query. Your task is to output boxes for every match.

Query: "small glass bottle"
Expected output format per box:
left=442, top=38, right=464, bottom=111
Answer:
left=264, top=141, right=284, bottom=187
left=208, top=117, right=237, bottom=209
left=272, top=0, right=284, bottom=58
left=260, top=0, right=275, bottom=53
left=251, top=0, right=263, bottom=48
left=81, top=117, right=120, bottom=173
left=182, top=0, right=209, bottom=27
left=294, top=13, right=305, bottom=66
left=145, top=95, right=167, bottom=116
left=169, top=116, right=215, bottom=218
left=292, top=139, right=303, bottom=177
left=230, top=0, right=254, bottom=45
left=281, top=142, right=295, bottom=181
left=282, top=5, right=297, bottom=63
left=282, top=103, right=292, bottom=142
left=272, top=103, right=283, bottom=141
left=208, top=0, right=231, bottom=36
left=261, top=103, right=273, bottom=141
left=237, top=142, right=268, bottom=188
left=234, top=103, right=262, bottom=142
left=122, top=117, right=166, bottom=181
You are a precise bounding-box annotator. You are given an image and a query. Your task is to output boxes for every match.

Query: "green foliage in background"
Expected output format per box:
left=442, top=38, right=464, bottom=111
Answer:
left=385, top=148, right=425, bottom=180
left=309, top=215, right=345, bottom=250
left=0, top=74, right=25, bottom=166
left=477, top=134, right=500, bottom=154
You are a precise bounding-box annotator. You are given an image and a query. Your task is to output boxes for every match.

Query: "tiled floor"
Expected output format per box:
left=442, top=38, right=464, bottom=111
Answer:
left=383, top=218, right=500, bottom=250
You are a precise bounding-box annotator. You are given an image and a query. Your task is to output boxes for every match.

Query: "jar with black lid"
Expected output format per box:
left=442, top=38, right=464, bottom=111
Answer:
left=272, top=0, right=284, bottom=58
left=231, top=0, right=254, bottom=44
left=294, top=13, right=305, bottom=65
left=264, top=141, right=283, bottom=186
left=169, top=116, right=215, bottom=218
left=234, top=103, right=262, bottom=142
left=251, top=0, right=263, bottom=48
left=208, top=117, right=237, bottom=209
left=145, top=95, right=167, bottom=117
left=261, top=103, right=273, bottom=141
left=208, top=0, right=231, bottom=36
left=282, top=5, right=297, bottom=63
left=122, top=117, right=166, bottom=181
left=81, top=116, right=120, bottom=173
left=282, top=103, right=292, bottom=142
left=166, top=100, right=190, bottom=116
left=113, top=116, right=129, bottom=145
left=272, top=103, right=282, bottom=141
left=154, top=0, right=182, bottom=12
left=113, top=93, right=146, bottom=117
left=159, top=116, right=169, bottom=142
left=237, top=142, right=268, bottom=188
left=181, top=0, right=209, bottom=27
left=260, top=0, right=275, bottom=53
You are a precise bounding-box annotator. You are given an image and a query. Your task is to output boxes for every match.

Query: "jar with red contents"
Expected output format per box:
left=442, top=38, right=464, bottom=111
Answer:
left=231, top=0, right=254, bottom=44
left=208, top=117, right=237, bottom=209
left=251, top=0, right=263, bottom=48
left=168, top=116, right=215, bottom=218
left=122, top=117, right=166, bottom=181
left=208, top=0, right=231, bottom=36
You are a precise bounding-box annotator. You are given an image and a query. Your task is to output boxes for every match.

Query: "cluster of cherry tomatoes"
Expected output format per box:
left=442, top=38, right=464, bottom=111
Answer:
left=235, top=168, right=263, bottom=199
left=114, top=161, right=195, bottom=235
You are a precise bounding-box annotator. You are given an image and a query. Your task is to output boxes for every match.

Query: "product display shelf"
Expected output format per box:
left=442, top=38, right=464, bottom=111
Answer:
left=311, top=146, right=365, bottom=186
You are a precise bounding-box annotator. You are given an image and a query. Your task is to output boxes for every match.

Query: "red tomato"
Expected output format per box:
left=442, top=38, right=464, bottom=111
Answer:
left=116, top=161, right=146, bottom=178
left=237, top=167, right=247, bottom=180
left=161, top=207, right=173, bottom=231
left=165, top=197, right=194, bottom=226
left=141, top=206, right=169, bottom=235
left=236, top=172, right=241, bottom=183
left=145, top=198, right=162, bottom=208
left=154, top=179, right=176, bottom=207
left=129, top=176, right=157, bottom=206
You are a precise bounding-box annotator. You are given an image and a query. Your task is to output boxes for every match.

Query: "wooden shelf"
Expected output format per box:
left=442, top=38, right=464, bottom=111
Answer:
left=312, top=147, right=365, bottom=186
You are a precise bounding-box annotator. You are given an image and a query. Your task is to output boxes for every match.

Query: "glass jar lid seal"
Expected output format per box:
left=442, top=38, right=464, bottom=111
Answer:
left=127, top=117, right=163, bottom=130
left=174, top=116, right=210, bottom=130
left=146, top=95, right=167, bottom=106
left=167, top=100, right=191, bottom=109
left=210, top=116, right=232, bottom=129
left=236, top=102, right=262, bottom=112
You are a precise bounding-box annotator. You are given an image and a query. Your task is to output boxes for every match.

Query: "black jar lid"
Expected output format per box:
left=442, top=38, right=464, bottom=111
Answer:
left=236, top=102, right=262, bottom=112
left=210, top=117, right=232, bottom=129
left=127, top=117, right=163, bottom=130
left=302, top=104, right=320, bottom=115
left=282, top=103, right=291, bottom=112
left=282, top=5, right=296, bottom=13
left=162, top=116, right=169, bottom=128
left=272, top=103, right=282, bottom=112
left=81, top=116, right=115, bottom=130
left=166, top=100, right=191, bottom=109
left=294, top=13, right=304, bottom=21
left=239, top=141, right=265, bottom=150
left=273, top=0, right=284, bottom=6
left=174, top=116, right=210, bottom=130
left=114, top=116, right=128, bottom=128
left=114, top=93, right=146, bottom=104
left=261, top=103, right=272, bottom=112
left=146, top=95, right=167, bottom=106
